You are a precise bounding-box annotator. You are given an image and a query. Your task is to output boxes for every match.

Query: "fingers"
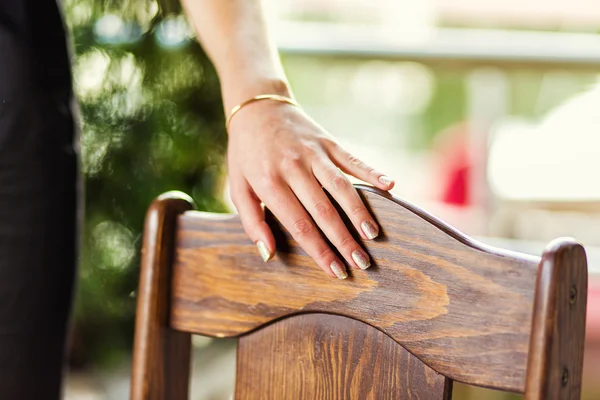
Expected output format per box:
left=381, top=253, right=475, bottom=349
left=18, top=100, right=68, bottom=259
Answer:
left=327, top=143, right=395, bottom=191
left=255, top=177, right=349, bottom=279
left=230, top=179, right=276, bottom=262
left=286, top=169, right=372, bottom=272
left=232, top=141, right=388, bottom=279
left=312, top=161, right=381, bottom=243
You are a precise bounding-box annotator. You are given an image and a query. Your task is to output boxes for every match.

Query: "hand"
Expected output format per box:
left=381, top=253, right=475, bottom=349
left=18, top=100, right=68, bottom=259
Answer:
left=227, top=99, right=395, bottom=279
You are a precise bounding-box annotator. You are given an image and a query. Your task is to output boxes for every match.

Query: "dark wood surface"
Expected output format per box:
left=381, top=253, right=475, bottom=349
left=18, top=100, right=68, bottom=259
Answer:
left=525, top=239, right=588, bottom=399
left=235, top=313, right=452, bottom=400
left=130, top=192, right=195, bottom=400
left=170, top=186, right=542, bottom=392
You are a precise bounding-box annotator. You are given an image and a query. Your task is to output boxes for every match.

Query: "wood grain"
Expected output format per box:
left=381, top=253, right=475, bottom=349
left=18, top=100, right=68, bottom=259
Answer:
left=235, top=313, right=452, bottom=400
left=130, top=192, right=195, bottom=400
left=170, top=186, right=541, bottom=392
left=525, top=239, right=588, bottom=399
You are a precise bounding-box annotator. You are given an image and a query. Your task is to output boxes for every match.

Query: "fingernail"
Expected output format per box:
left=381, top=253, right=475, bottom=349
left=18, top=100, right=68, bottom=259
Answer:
left=378, top=175, right=393, bottom=186
left=352, top=250, right=371, bottom=270
left=256, top=241, right=272, bottom=262
left=361, top=220, right=379, bottom=240
left=330, top=261, right=348, bottom=280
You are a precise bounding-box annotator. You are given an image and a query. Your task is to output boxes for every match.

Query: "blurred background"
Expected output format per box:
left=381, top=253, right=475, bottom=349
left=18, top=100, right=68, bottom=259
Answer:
left=61, top=0, right=600, bottom=398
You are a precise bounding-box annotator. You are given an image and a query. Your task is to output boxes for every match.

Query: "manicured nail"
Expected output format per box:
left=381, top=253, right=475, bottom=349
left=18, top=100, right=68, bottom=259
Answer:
left=352, top=250, right=371, bottom=270
left=361, top=220, right=379, bottom=240
left=378, top=175, right=393, bottom=186
left=256, top=241, right=272, bottom=262
left=330, top=261, right=348, bottom=280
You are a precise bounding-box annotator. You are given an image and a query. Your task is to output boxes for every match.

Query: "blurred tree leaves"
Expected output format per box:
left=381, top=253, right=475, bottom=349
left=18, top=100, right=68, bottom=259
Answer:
left=63, top=0, right=227, bottom=367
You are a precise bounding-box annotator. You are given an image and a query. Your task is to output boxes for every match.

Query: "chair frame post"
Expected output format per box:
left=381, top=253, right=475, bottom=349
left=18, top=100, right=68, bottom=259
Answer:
left=131, top=192, right=196, bottom=400
left=525, top=238, right=588, bottom=399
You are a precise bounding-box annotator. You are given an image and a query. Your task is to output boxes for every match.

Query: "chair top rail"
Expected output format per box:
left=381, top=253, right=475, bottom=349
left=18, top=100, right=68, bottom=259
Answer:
left=169, top=186, right=549, bottom=391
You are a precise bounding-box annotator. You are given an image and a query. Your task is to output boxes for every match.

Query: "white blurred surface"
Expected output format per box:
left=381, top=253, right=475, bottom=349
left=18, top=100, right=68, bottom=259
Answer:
left=489, top=83, right=600, bottom=201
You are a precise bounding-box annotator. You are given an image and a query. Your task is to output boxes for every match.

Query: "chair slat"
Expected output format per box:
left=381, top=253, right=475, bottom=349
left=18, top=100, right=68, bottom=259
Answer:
left=236, top=313, right=452, bottom=400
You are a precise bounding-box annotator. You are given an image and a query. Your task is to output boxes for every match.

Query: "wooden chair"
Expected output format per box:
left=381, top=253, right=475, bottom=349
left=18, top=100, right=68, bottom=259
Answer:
left=130, top=186, right=588, bottom=400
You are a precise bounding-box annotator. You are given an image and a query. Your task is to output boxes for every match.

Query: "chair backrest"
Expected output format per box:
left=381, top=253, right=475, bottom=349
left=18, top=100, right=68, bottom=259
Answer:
left=130, top=186, right=588, bottom=400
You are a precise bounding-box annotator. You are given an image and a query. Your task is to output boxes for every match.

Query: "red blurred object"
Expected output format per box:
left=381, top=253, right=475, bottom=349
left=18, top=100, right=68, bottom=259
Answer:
left=587, top=277, right=600, bottom=343
left=434, top=123, right=473, bottom=207
left=441, top=157, right=471, bottom=206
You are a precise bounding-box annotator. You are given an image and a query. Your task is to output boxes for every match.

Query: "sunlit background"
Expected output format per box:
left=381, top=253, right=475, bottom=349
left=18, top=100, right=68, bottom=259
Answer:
left=62, top=0, right=600, bottom=398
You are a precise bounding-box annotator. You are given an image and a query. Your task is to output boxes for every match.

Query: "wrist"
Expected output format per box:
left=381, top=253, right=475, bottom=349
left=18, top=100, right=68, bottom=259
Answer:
left=221, top=76, right=293, bottom=112
left=226, top=94, right=300, bottom=130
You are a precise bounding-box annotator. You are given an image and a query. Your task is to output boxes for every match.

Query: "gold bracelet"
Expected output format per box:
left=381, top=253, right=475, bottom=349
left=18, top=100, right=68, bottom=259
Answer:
left=226, top=94, right=300, bottom=129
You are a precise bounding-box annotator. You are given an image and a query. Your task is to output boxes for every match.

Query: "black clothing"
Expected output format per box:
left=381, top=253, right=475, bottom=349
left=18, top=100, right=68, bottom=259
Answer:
left=0, top=1, right=78, bottom=398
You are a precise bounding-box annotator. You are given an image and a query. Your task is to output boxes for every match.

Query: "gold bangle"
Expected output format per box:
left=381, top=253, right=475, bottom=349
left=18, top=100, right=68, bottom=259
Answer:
left=226, top=94, right=300, bottom=129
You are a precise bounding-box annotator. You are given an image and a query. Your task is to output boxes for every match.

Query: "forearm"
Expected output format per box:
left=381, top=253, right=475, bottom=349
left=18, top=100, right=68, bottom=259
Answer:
left=181, top=0, right=292, bottom=111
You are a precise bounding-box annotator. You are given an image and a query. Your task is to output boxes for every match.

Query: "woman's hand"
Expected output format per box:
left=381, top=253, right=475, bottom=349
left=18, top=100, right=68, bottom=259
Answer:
left=182, top=0, right=394, bottom=279
left=227, top=99, right=395, bottom=279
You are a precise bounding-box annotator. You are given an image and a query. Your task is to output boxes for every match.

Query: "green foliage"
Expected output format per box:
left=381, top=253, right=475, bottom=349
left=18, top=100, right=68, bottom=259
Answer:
left=417, top=72, right=467, bottom=149
left=64, top=1, right=227, bottom=367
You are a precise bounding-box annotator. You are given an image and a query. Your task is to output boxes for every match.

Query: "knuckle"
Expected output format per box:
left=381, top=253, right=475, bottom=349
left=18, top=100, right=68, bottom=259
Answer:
left=349, top=155, right=363, bottom=168
left=241, top=222, right=256, bottom=240
left=339, top=235, right=355, bottom=248
left=329, top=171, right=350, bottom=191
left=351, top=205, right=368, bottom=217
left=293, top=218, right=314, bottom=237
left=282, top=158, right=303, bottom=172
left=280, top=152, right=304, bottom=171
left=314, top=201, right=335, bottom=221
left=237, top=207, right=254, bottom=225
left=319, top=136, right=338, bottom=149
left=260, top=171, right=279, bottom=191
left=302, top=140, right=321, bottom=153
left=317, top=246, right=334, bottom=262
